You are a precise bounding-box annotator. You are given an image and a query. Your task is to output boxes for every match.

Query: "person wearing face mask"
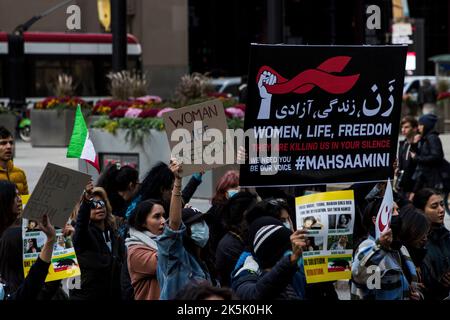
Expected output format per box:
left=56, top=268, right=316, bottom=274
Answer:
left=125, top=199, right=166, bottom=300
left=231, top=216, right=307, bottom=300
left=351, top=198, right=422, bottom=300
left=397, top=204, right=430, bottom=300
left=155, top=160, right=215, bottom=300
left=206, top=170, right=240, bottom=253
left=413, top=188, right=450, bottom=300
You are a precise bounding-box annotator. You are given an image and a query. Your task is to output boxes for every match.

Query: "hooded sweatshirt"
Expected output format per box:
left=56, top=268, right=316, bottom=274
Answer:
left=125, top=227, right=160, bottom=300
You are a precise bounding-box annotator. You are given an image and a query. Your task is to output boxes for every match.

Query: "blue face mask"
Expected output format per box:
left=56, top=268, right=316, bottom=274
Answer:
left=190, top=221, right=210, bottom=248
left=283, top=221, right=292, bottom=230
left=0, top=283, right=5, bottom=300
left=227, top=189, right=239, bottom=199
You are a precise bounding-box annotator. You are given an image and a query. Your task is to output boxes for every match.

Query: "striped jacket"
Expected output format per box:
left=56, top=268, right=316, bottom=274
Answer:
left=351, top=237, right=419, bottom=300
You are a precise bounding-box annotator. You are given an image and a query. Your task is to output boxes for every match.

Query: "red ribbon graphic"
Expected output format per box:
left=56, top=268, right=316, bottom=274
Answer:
left=256, top=56, right=360, bottom=95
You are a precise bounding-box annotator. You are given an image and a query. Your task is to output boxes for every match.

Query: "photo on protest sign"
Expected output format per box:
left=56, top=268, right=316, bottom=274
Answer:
left=22, top=218, right=81, bottom=282
left=327, top=234, right=353, bottom=251
left=162, top=99, right=229, bottom=176
left=301, top=215, right=324, bottom=231
left=240, top=44, right=407, bottom=187
left=328, top=213, right=353, bottom=230
left=296, top=190, right=355, bottom=283
left=22, top=163, right=91, bottom=228
left=305, top=236, right=324, bottom=252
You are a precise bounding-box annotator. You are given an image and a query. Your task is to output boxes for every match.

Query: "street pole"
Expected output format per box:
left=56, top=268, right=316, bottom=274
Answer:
left=267, top=0, right=283, bottom=44
left=7, top=34, right=25, bottom=110
left=111, top=0, right=127, bottom=72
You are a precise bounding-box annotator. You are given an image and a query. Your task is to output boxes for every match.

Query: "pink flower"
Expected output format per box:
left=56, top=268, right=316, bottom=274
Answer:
left=125, top=108, right=143, bottom=118
left=157, top=107, right=175, bottom=117
left=225, top=107, right=245, bottom=119
left=137, top=95, right=162, bottom=104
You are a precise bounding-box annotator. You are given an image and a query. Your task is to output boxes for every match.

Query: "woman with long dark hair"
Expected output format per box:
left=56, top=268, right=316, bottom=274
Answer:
left=0, top=180, right=57, bottom=300
left=413, top=188, right=450, bottom=300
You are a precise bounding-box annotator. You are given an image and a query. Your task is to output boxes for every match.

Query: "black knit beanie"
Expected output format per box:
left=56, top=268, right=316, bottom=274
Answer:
left=248, top=216, right=293, bottom=269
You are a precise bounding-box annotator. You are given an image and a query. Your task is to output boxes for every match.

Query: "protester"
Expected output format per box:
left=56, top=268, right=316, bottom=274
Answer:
left=70, top=183, right=124, bottom=300
left=124, top=162, right=203, bottom=232
left=231, top=216, right=307, bottom=300
left=0, top=180, right=58, bottom=300
left=396, top=116, right=419, bottom=198
left=413, top=188, right=450, bottom=300
left=215, top=191, right=258, bottom=287
left=245, top=198, right=294, bottom=230
left=207, top=170, right=240, bottom=252
left=397, top=204, right=430, bottom=300
left=351, top=197, right=422, bottom=300
left=155, top=160, right=215, bottom=300
left=1, top=214, right=56, bottom=300
left=125, top=199, right=165, bottom=300
left=96, top=163, right=140, bottom=218
left=0, top=126, right=28, bottom=195
left=411, top=114, right=445, bottom=198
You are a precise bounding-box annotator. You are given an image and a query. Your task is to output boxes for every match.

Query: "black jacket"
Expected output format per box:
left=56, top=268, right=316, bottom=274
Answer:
left=7, top=257, right=50, bottom=300
left=421, top=225, right=450, bottom=300
left=70, top=202, right=124, bottom=300
left=215, top=232, right=245, bottom=287
left=413, top=131, right=444, bottom=192
left=0, top=227, right=66, bottom=300
left=232, top=255, right=301, bottom=300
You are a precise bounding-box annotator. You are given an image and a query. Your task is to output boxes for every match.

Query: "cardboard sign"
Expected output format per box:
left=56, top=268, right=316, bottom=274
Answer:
left=295, top=190, right=355, bottom=283
left=162, top=99, right=229, bottom=176
left=240, top=44, right=407, bottom=187
left=22, top=163, right=91, bottom=228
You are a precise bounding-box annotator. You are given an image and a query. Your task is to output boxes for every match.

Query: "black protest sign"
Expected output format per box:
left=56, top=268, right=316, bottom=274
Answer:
left=22, top=163, right=91, bottom=228
left=240, top=44, right=407, bottom=187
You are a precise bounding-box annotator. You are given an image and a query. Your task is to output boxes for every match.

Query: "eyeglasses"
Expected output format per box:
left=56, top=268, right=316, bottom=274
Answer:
left=91, top=200, right=106, bottom=209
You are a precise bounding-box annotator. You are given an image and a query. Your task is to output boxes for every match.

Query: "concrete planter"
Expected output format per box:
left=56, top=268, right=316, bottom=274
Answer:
left=81, top=128, right=235, bottom=199
left=31, top=109, right=76, bottom=147
left=87, top=115, right=103, bottom=128
left=80, top=128, right=172, bottom=181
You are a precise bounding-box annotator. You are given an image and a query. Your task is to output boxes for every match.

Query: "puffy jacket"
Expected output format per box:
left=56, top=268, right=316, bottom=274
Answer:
left=413, top=131, right=444, bottom=192
left=351, top=238, right=418, bottom=300
left=0, top=160, right=29, bottom=195
left=231, top=251, right=306, bottom=300
left=421, top=225, right=450, bottom=300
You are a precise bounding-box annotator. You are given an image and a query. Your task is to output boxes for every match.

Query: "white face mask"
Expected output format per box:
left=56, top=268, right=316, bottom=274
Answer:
left=190, top=221, right=210, bottom=248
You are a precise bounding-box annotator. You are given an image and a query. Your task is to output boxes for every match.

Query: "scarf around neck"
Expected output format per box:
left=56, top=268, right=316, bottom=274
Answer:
left=125, top=227, right=158, bottom=251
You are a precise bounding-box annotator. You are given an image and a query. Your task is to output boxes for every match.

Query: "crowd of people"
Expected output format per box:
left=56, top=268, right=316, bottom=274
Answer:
left=0, top=111, right=450, bottom=301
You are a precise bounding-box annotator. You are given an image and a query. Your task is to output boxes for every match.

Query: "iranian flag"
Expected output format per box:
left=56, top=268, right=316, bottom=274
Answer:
left=67, top=105, right=100, bottom=173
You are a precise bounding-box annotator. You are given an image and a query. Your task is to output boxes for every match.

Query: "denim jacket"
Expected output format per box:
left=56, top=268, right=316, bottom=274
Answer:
left=156, top=222, right=210, bottom=300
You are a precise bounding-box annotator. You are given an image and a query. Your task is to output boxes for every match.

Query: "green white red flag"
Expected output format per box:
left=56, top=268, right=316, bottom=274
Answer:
left=67, top=105, right=100, bottom=173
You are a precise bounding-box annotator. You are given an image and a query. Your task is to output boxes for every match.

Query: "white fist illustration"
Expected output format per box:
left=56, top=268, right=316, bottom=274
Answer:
left=257, top=71, right=277, bottom=119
